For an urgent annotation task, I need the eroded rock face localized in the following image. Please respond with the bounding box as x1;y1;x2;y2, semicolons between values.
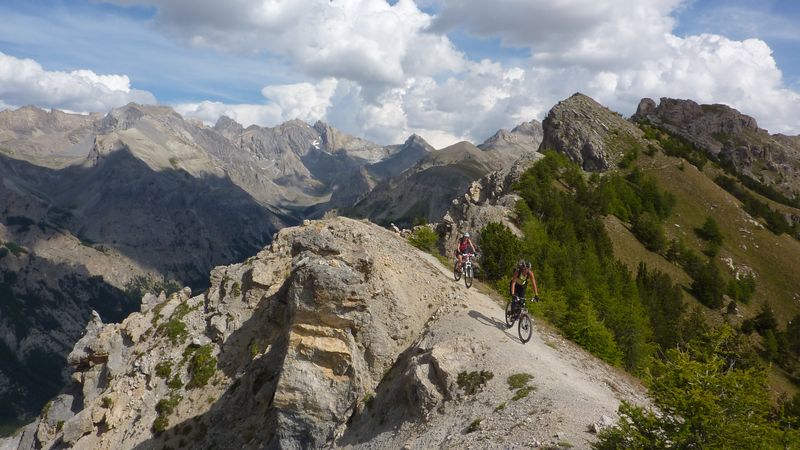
15;218;456;450
440;158;541;252
632;97;800;197
540;93;645;171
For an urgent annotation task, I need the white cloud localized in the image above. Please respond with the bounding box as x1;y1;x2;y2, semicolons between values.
175;78;338;128
103;0;465;92
0;52;155;113
64;0;800;144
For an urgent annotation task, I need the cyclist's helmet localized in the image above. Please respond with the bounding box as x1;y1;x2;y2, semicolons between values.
462;232;470;238
517;259;531;269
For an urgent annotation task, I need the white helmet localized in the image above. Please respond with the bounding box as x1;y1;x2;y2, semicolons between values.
462;232;470;238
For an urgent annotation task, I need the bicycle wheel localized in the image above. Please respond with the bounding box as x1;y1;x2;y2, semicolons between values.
518;313;533;343
453;260;461;281
464;265;473;288
505;300;516;327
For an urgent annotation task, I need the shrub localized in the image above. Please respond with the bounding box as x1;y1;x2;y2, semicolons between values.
479;222;521;280
466;418;481;433
187;344;217;389
695;217;723;245
727;275;755;304
507;373;534;390
408;226;438;253
631;213;667;252
595;326;792;449
153;394;182;433
691;260;726;309
564;302;623;366
155;361;172;379
457;370;494;395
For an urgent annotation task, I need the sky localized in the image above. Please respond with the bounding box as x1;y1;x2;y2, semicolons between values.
1;0;799;148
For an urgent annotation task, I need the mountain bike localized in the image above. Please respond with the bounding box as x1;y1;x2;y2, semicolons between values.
505;295;534;343
453;252;476;288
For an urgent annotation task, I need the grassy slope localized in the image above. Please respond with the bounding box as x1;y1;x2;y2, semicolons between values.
601;149;800;396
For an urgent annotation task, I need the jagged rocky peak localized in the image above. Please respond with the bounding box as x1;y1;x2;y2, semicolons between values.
539;92;643;171
313;119;386;161
632;96;800;196
212;115;245;140
14;217;461;449
481;119;544;150
100;103;185;132
632;97;760;140
400;133;434;152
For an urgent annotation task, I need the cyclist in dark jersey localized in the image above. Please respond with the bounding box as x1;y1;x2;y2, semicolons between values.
454;232;477;273
510;260;539;300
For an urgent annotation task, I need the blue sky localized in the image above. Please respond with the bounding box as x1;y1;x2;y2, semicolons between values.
1;0;799;146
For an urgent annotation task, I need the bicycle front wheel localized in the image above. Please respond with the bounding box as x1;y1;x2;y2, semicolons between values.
518;313;533;343
464;266;473;288
505;300;516;328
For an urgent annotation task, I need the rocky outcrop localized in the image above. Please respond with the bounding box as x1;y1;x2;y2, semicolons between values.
632;97;800;197
13;218;458;449
540;93;645;171
440;157;542;252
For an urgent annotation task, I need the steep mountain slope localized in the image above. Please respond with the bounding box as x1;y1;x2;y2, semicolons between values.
351;121;543;227
0;107;100;169
3;218;646;450
539;93;643;171
633;97;800;199
350;141;499;226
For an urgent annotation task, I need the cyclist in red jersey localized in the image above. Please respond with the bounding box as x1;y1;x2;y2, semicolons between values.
454;232;477;273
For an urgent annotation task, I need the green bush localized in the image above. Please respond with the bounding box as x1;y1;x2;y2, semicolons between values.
595;326;794;449
457;370;494;395
695;217;723;245
631;213;667;252
691;260;726;309
727;275;755;304
187;344;217;389
479;222;521;281
408;226;438;253
564;301;623;366
153;394;182;433
155;361;172;379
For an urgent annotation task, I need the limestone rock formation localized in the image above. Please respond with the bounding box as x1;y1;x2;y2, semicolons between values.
632;97;800;197
12;218;457;449
540;93;644;171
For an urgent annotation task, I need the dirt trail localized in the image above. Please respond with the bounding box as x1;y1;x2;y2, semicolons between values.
344;252;649;449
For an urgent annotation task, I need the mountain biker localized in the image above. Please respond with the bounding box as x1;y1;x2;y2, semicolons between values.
510;260;539;303
454;232;477;272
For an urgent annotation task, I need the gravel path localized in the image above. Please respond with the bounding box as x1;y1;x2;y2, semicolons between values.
340;251;649;449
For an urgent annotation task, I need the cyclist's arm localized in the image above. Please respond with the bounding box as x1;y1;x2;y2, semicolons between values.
509;271;517;296
469;239;477;253
529;269;539;296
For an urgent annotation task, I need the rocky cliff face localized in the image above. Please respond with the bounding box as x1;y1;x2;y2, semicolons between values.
8;218;461;449
632;97;800;197
440;156;543;252
540;93;644;171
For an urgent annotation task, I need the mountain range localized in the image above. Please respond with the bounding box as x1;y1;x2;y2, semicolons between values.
1;92;800;448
